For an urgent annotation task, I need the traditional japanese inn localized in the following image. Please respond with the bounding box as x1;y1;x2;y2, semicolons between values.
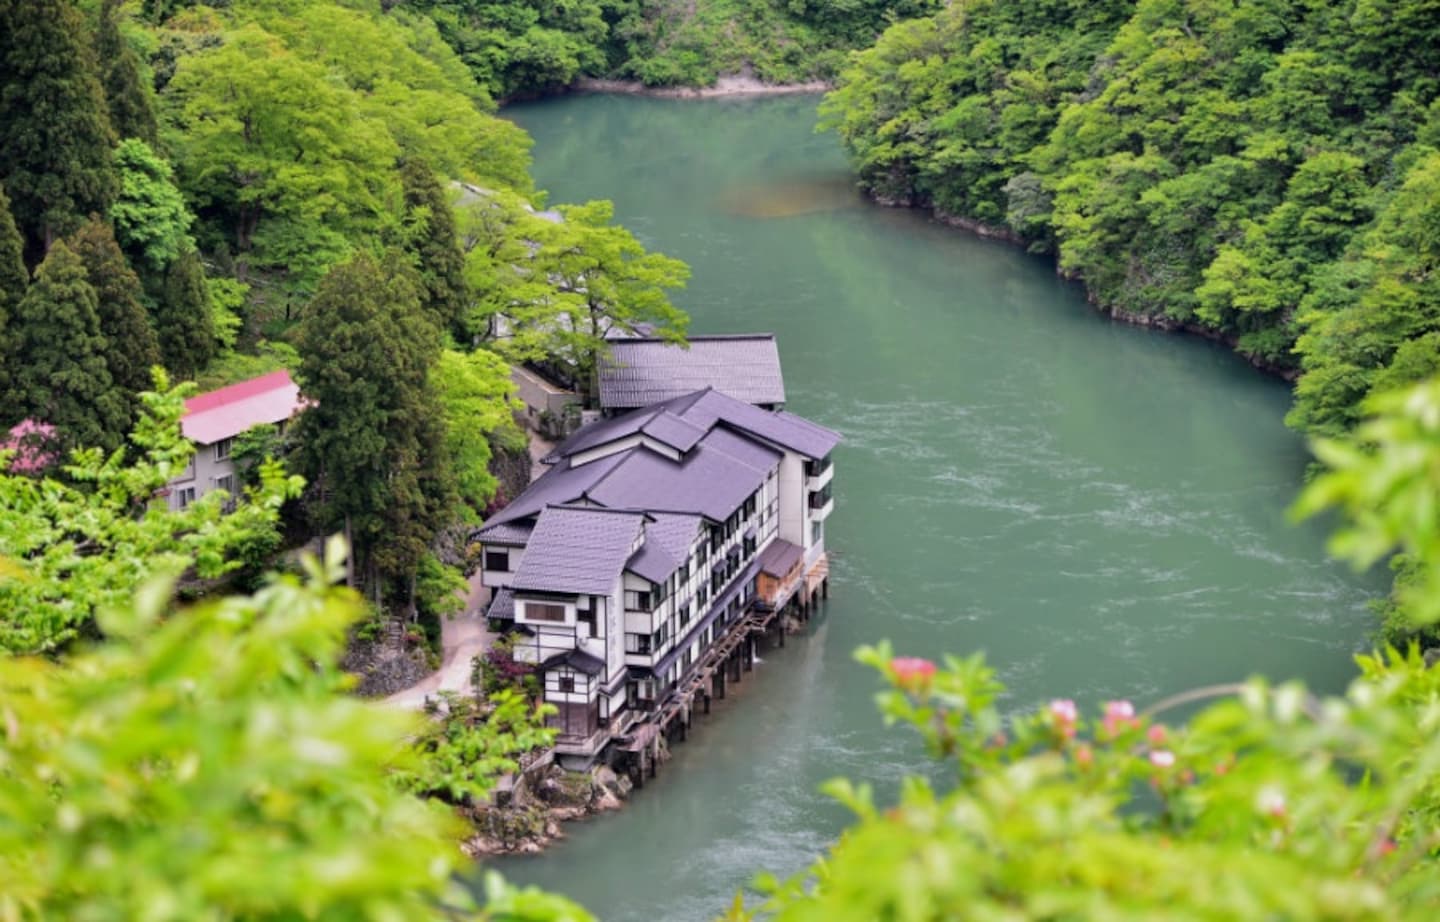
476;338;838;773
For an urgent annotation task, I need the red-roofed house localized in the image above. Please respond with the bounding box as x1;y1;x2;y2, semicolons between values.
167;370;304;510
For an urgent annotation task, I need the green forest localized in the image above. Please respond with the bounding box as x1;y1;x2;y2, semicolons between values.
820;0;1440;643
6;0;1440;918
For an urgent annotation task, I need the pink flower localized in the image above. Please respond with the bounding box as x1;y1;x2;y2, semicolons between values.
1257;787;1287;819
891;657;937;691
1379;838;1398;856
1149;750;1175;768
1049;699;1078;738
1147;724;1168;745
1074;744;1094;767
1102;700;1137;736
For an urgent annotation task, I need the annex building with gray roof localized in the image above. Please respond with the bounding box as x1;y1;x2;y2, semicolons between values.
474;374;838;766
597;334;787;414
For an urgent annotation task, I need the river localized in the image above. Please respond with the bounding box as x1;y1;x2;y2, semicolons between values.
493;93;1385;920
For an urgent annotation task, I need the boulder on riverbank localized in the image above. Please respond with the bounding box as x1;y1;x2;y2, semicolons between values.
462;762;634;857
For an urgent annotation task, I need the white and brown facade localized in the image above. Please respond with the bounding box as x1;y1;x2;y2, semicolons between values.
476;384;838;765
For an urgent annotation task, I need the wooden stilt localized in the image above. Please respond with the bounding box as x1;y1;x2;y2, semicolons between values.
822;577;829;600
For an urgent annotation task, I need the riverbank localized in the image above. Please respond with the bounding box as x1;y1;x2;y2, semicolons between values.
870;192;1298;382
570;75;832;98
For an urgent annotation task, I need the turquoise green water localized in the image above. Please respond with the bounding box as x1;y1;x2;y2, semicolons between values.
494;94;1385;920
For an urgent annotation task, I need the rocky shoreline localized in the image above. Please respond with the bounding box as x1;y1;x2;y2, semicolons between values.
461;758;656;856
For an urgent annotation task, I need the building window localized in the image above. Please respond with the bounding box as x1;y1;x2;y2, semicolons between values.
214;437;233;461
484;549;510;572
524;602;566;623
625;590;653;611
578;608;597;639
558;675;576;694
626;632;652;655
175;486;196;509
812;521;824;545
677;603;691;629
214;474;235;494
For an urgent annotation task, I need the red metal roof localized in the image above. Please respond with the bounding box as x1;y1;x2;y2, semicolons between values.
181;370;302;445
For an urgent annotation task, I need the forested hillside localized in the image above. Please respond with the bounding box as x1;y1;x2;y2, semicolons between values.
820;0;1440;638
400;0;942;94
0;0;688;653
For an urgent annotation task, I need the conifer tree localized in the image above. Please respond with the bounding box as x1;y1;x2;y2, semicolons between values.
67;219;162;423
295;251;453;601
400;158;468;341
95;0;159;146
6;241;128;453
0;182;25;409
0;0;118;260
155;249;216;381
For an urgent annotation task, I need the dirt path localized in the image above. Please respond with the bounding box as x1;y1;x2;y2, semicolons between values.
385;573;495;709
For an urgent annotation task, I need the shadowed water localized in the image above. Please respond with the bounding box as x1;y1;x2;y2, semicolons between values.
492;94;1386;920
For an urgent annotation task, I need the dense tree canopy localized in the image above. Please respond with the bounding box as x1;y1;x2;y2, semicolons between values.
5;241;128;454
294;251;454;602
66;218;163;427
0;0;119;258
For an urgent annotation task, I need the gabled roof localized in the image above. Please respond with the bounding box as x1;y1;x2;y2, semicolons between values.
512;506;646;595
181;370;302;445
627;513;702;583
599;334;786;410
474;521;534;546
550;387;839;463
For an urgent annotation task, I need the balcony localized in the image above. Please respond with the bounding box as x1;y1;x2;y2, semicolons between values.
554;727;609;757
808;482;834;519
805;456;834;492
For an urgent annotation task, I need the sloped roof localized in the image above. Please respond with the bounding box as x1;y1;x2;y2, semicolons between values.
182;370;302;445
551;387;839;463
586;438;778;521
512;506;646;595
758;539;803;578
599;335;786;410
475;521;534;546
627;513;702;583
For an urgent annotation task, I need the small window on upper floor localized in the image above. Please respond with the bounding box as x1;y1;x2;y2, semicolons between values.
558;675;576;694
175;486;196;510
484;549;510;572
214;437;234;462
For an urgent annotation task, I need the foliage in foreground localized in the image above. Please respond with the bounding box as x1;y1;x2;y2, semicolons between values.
0;376;301;656
0;540;590;921
729;375;1440;919
733;643;1440;920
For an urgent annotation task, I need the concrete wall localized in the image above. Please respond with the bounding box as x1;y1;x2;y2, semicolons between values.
167;438;239;511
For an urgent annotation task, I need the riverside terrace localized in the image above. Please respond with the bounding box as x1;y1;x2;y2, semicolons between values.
475;386;838;773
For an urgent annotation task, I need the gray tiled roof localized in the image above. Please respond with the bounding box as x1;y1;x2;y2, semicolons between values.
551;387;839;463
512;506;646;595
484;452;628;527
641;412;707;453
486;587;515;619
627;513;702;583
474;521;533;545
757;539;803;578
600;335;786;410
543;648;606;675
587;438;777;521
